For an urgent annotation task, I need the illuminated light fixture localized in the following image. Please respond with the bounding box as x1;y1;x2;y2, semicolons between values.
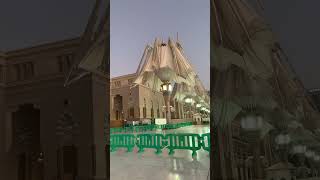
196;104;202;108
275;134;291;145
201;107;206;111
240;114;264;131
160;82;172;92
185;98;193;104
292;145;307;154
305;150;315;158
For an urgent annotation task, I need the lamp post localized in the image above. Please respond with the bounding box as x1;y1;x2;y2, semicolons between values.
185;97;194;120
160;81;173;124
313;154;320;177
292;145;308;178
305;150;319;177
240;113;264;180
275;133;291;162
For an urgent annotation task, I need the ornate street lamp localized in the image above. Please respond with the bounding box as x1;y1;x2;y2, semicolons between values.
184;97;194;120
240;113;264;180
160;81;173;124
184;97;193;104
275;133;291;162
306;151;320;177
292;145;309;178
293;145;307;154
313;154;320;177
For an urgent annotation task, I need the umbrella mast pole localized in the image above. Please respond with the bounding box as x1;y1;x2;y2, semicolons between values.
163;91;171;124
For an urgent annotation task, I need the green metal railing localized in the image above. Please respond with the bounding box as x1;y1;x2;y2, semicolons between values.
110;132;211;157
110;134;136;152
110;122;193;134
166;133;202;157
136;134;166;154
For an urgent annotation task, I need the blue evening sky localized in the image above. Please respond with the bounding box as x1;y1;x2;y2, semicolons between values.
110;0;210;89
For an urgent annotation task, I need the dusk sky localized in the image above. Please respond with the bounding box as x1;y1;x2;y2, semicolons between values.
110;0;210;89
0;0;319;89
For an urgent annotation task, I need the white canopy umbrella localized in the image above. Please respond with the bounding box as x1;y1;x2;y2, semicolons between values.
133;37;207;101
212;0;276;80
64;0;109;86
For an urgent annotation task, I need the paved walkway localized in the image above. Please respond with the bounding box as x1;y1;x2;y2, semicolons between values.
110;125;210;180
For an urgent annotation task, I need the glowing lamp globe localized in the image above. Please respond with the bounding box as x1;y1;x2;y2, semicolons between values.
305;150;315;158
240;114;264;131
292;145;306;154
275;134;291;145
160;82;172;92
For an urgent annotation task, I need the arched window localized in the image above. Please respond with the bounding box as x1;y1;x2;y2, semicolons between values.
143;98;147;118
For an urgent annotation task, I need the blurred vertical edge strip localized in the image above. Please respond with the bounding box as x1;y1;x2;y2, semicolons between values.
106;0;110;179
209;0;214;179
106;0;111;179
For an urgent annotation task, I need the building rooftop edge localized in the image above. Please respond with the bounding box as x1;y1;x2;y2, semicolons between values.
111;73;137;80
5;37;81;56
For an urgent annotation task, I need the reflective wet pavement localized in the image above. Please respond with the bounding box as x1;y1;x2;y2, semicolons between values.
110;125;210;180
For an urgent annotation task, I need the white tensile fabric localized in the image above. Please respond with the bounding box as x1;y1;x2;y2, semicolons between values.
78;25;108;76
64;0;109;86
212;0;275;80
133;37;209;106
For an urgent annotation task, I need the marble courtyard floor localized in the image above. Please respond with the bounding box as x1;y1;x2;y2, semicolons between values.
110;125;210;180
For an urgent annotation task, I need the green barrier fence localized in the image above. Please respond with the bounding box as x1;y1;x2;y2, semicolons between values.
110;134;136;152
201;133;210;153
166;133;202;157
110;122;193;134
110;132;211;157
136;134;166;154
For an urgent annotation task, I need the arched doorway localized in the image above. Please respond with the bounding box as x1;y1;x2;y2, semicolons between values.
13;104;43;180
113;95;123;120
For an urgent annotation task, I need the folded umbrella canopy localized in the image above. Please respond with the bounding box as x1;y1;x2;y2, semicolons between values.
133;37;207;104
132;45;163;91
212;0;275;80
64;0;109;87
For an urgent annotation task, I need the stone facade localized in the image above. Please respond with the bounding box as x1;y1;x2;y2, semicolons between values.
0;38;108;180
110;73;198;126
